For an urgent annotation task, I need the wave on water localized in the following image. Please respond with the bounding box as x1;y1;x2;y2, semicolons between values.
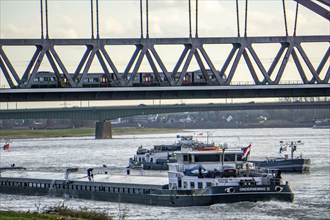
209;200;319;220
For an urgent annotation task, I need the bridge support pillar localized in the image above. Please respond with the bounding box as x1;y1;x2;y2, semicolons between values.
95;121;112;139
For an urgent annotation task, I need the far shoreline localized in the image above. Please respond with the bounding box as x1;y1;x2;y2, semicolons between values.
0;125;316;140
0;127;185;139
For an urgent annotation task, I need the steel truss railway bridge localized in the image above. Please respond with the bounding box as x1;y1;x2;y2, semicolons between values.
0;0;329;138
0;0;329;101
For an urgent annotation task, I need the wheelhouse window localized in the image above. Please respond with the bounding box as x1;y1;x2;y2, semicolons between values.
195;154;220;162
190;182;195;189
224;154;236;162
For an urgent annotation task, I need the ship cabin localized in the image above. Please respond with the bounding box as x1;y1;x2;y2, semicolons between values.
168;150;249;190
176;149;245;170
133;144;181;164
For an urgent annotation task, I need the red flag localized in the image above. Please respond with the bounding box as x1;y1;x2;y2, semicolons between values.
241;144;251;161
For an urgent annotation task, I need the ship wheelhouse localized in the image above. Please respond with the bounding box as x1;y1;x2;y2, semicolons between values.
168;150;247;190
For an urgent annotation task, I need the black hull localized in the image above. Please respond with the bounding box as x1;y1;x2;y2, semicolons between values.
0;178;293;206
252;158;311;172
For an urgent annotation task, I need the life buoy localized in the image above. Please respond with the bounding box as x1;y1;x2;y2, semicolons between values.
275;186;283;192
225;187;235;193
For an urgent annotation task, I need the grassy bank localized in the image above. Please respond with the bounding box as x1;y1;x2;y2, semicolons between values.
0;210;82;220
0;127;183;139
0;203;117;220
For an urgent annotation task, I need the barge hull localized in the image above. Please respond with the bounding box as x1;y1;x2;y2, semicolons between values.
253;158;311;172
0;180;293;206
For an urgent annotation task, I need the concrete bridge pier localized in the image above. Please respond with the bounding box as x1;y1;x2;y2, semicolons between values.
95;121;112;139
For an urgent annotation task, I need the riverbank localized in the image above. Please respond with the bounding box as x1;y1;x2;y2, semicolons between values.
0;127;184;139
0;203;117;220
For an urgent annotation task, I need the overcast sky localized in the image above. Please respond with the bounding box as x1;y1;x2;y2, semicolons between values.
0;0;329;108
1;0;329;38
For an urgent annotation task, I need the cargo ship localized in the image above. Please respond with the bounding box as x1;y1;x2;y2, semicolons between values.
252;141;310;172
0;149;293;206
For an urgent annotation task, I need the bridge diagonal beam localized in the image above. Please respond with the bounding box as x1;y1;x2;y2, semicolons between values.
127;46;147;86
171;45;190;78
0;57;15;88
242;49;261;84
74;46;92;79
274;43;294;84
123;45;142;80
49;47;75;87
149;46;174;86
267;44;287;79
324;66;330;83
100;47;124;86
294;0;330;21
194;49;212;85
145;49;163;84
219;44;239;84
225;44;244;84
291;49;309;83
25;47;46;87
246;44;273;84
77;47;97;87
0;47;21;86
316;47;330;77
296;43;322;83
176;44;195;85
95;50;113;84
21;46;42;84
198;45;225;84
45;50;62;81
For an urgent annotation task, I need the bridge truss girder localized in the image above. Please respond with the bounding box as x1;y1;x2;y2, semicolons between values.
1;102;329;121
0;35;329;89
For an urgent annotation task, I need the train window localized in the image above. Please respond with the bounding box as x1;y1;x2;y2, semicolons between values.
92;78;100;82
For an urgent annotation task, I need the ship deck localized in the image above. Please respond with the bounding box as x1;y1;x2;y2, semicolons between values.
0;170;169;187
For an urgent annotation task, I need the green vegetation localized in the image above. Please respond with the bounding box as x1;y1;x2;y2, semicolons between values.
0;128;95;139
0;127;183;139
0;203;126;220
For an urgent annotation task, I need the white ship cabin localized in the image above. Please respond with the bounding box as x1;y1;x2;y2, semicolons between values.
168;150;259;190
133;145;180;164
176;149;245;170
177;136;194;146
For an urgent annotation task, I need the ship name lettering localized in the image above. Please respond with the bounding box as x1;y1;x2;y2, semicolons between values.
239;187;268;192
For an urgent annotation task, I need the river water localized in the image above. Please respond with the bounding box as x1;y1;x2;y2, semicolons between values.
0;128;329;220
